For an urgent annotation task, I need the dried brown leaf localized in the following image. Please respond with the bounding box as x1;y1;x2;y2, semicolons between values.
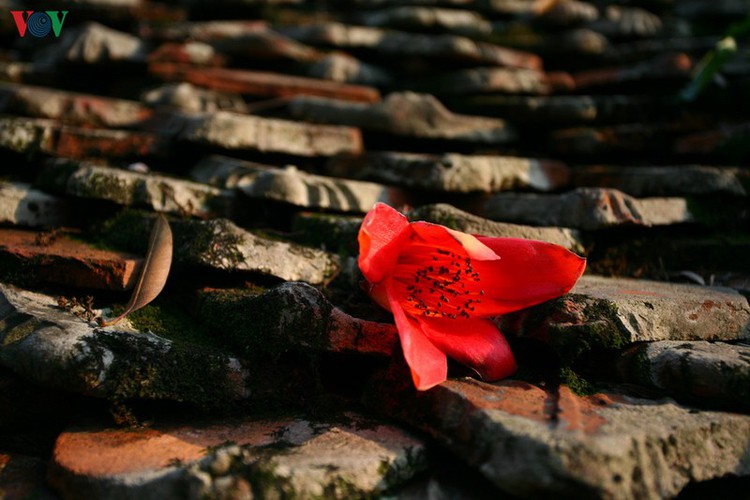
100;214;173;327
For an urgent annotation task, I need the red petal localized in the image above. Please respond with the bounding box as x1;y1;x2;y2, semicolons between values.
386;280;447;390
420;317;516;381
470;237;586;316
358;203;411;283
411;222;499;261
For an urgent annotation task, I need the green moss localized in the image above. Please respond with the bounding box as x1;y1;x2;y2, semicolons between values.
544;296;627;367
174;219;245;270
560;367;597;396
111;302;219;349
80;170;135;205
82;328;239;410
291;213;361;257
93;209;154;254
198;285;331;360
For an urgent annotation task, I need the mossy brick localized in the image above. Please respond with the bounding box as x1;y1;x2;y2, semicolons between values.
499;275;750;366
0;284;248;407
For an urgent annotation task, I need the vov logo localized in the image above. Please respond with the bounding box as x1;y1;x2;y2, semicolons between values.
10;10;69;38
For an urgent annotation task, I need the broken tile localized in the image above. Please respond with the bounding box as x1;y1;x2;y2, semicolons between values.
191;155;396;213
585;5;663;38
198;282;398;358
534;0;599;27
572;52;692;90
674;122;750;162
451;94;679;125
0;453;57;500
288;92;516;144
171;218;339;284
35;22;148;65
0;82;151;127
0;284;248;405
326;151;568;193
499;275;750;365
50;414;425;499
571;164;748;197
173;110;364;157
0;117;170;161
147;42;225;66
0;228;141;290
359;6;493;37
483;188;693;230
149;63;381;103
38;161;229;218
278;23;543;70
616;340;750;411
141;83;248;113
366;376;750;498
0;182;72;228
407;203;584;253
413;67;554;96
306;53;395;87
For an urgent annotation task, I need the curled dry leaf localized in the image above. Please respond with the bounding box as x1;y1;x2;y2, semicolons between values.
99;214;173;327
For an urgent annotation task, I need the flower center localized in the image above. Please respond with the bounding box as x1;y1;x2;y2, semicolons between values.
393;245;484;319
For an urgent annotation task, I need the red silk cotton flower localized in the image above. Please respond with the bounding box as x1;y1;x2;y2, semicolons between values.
358;203;586;391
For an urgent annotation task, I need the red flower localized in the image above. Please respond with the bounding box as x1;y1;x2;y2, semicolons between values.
358;203;586;391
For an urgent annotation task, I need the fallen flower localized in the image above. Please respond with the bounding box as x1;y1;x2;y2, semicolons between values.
358;203;586;390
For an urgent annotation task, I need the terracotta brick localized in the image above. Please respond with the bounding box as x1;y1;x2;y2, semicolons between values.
0;228;141;290
149;63;381;103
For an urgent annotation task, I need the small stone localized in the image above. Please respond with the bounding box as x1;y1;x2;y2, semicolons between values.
37;161;229;218
0;284;248;404
149;63;381;103
289;92;516;144
0;228;141;290
366;376;750;498
616;340;750;411
407;204;584;253
571;164;748;197
0;182;71;228
278;23;542;70
174;110;364;157
50;414;426;500
483;187;693;230
549;122;696;157
191;155;396;213
499;275;750;364
141;83;248;113
291;212;363;256
326;151;568;193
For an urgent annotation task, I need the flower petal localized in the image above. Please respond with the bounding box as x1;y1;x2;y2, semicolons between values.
420;317;516;381
358;203;412;283
386;280;447;390
411;222;499;261
469;237;586;316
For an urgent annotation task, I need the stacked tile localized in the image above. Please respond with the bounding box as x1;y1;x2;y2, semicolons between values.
0;0;749;497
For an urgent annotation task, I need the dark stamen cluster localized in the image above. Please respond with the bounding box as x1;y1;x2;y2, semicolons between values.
400;248;483;319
